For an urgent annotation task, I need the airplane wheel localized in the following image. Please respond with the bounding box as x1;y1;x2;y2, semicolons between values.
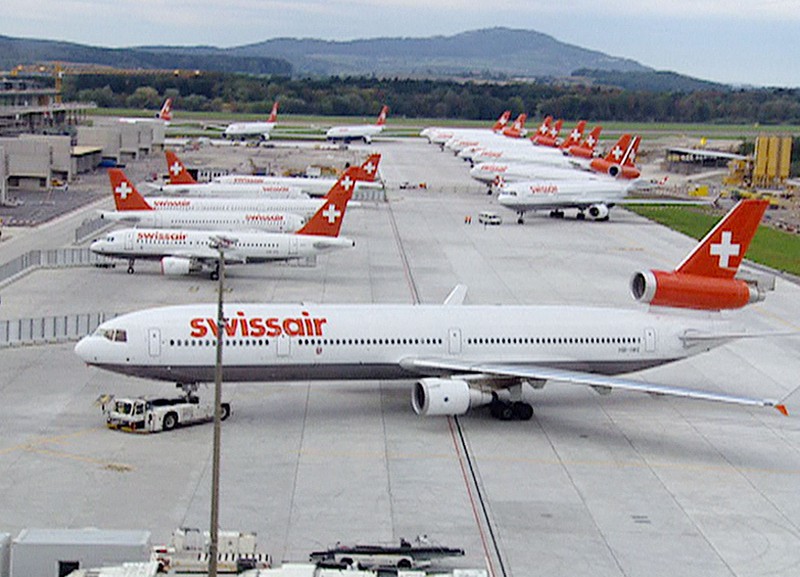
490;400;514;421
513;402;534;421
221;403;231;421
577;212;586;221
517;216;524;225
127;266;134;274
210;271;219;281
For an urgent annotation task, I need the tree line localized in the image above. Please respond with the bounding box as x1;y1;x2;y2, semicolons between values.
63;73;800;124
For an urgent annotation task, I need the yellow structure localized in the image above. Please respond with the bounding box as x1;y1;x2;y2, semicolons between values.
753;135;792;188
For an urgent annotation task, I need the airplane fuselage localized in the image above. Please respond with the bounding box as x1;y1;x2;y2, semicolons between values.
75;303;724;385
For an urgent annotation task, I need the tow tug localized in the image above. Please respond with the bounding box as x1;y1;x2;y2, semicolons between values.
309;536;465;570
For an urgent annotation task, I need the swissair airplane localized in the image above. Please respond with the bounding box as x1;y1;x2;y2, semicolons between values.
222;101;279;140
207;153;383;197
326;105;389;144
76;200;790;420
119;98;172;125
100;170;305;233
104;169;335;221
420;111;512;145
466;125;601;166
444;113;528;153
90;168;359;278
156;151;307;197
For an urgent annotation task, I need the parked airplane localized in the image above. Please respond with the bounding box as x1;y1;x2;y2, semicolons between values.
104;168;356;224
530;118;563;146
444;113;529;153
495;176;705;224
207;153;383;197
76;200;788;420
118;98;172;125
466;125;601;166
156;151;307;197
326;105;389;143
90;168;359;277
420;111;512;144
100;170;304;232
470;134;640;184
222;101;279;140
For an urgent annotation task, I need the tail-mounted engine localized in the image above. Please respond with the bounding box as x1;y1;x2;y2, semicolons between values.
630;270;767;310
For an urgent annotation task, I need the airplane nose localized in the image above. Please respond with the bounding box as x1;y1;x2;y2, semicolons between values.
74;335;94;362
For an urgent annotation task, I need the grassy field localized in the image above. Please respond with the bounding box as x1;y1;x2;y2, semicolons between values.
627;205;800;276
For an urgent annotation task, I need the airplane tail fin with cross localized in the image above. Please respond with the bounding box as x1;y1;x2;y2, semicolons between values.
630;199;770;310
108;169;153;211
165;150;198;185
297;167;359;237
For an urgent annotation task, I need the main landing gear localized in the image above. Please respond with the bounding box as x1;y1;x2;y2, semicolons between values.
516;212;525;225
489;399;534;421
549;210;565;219
127;259;135;274
210;262;220;281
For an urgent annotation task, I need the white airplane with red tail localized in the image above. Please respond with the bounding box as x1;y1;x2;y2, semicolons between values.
326;105;389;144
76;200;790;420
119;98;172;125
421;111;512;145
222;101;279;140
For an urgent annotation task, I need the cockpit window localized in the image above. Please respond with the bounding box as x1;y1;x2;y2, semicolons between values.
96;328;127;342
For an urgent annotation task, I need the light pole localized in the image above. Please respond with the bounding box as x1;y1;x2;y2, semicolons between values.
208;235;234;577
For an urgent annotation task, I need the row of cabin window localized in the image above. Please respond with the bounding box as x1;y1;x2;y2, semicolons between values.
466;336;641;345
171;337;446;348
141;239;280;248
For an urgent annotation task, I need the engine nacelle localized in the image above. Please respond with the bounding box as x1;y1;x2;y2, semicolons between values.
589;159;641;179
587;203;609;220
630;270;765;310
411;378;493;417
160;256;197;276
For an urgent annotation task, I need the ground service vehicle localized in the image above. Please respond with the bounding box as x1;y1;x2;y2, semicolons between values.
100;395;230;432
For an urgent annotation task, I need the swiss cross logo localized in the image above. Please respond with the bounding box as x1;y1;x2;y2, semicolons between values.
340;175;354;190
710;231;740;268
585;135;596;147
549;127;558;137
363;162;375;174
322;203;341;224
170;161;182;176
538;123;548;135
611;146;624;160
569;129;581;142
115;182;132;199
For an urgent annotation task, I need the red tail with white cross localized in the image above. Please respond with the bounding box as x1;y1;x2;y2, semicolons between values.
354;154;381;182
630;200;769;311
297;167;359;237
165;150;197;185
108;169;153;211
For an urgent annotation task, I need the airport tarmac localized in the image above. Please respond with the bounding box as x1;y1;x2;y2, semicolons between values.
1;138;800;577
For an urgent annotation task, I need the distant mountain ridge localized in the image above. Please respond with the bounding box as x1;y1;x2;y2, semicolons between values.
1;28;728;91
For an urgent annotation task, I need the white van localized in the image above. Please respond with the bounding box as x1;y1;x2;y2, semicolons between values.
478;211;503;225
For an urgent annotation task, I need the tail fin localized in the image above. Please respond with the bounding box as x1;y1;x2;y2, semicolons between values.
491;111;512;132
298;167;358;237
535;116;552;136
676;199;768;279
159;98;173;122
376;105;389;126
589;134;641;179
561;120;586;148
567;125;601;158
502;113;527;138
548;119;563;139
354;153;381;181
165;150;197;185
630;200;770;311
267;101;279;123
108;169;153;211
532;117;564;147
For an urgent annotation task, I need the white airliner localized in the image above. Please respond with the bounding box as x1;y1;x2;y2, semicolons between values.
206;153;383;197
90;168;359;278
468;124;601;166
100;170;304;232
444;114;528;153
420;111;512;145
104;169;335;221
155;151;307;197
76;200;789;420
222;101;279;140
326;105;389;143
118;98;172;125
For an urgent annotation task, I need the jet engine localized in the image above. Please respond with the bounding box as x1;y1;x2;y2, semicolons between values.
411;378;493;417
587;204;610;220
160;256;198;276
630;270;765;311
589;159;641;179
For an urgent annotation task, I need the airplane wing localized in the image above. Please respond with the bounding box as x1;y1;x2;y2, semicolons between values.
401;357;787;413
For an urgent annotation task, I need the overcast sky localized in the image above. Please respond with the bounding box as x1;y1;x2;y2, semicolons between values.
2;0;799;87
